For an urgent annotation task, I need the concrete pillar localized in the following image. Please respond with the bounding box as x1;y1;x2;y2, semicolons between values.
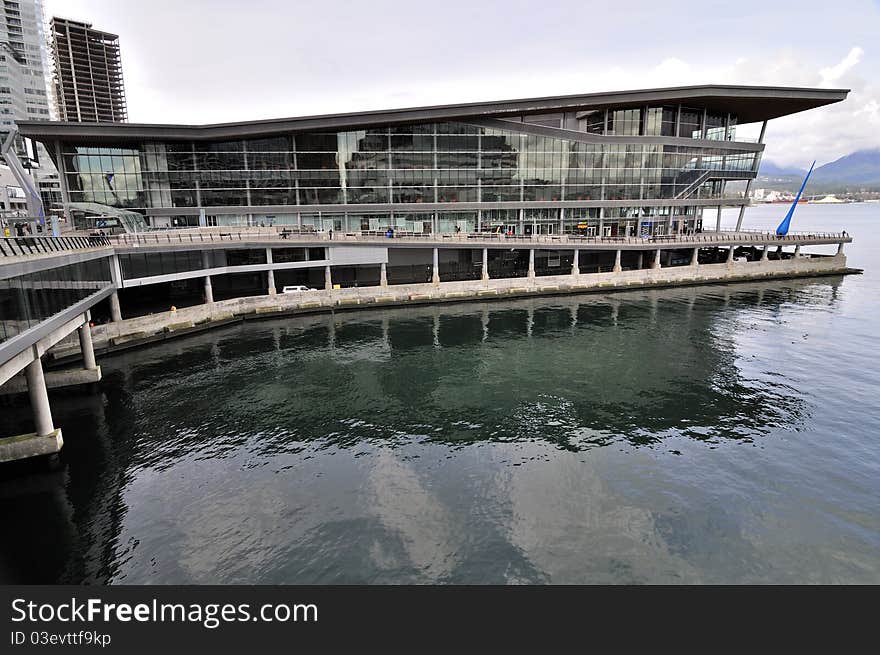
25;358;54;437
794;244;801;258
325;265;333;290
637;252;644;270
715;206;722;232
380;261;388;287
266;248;276;294
571;249;579;276
691;247;700;266
613;249;622;272
837;242;845;255
727;246;735;264
651;249;661;269
482;247;489;283
432;247;440;285
109;291;122;322
78;322;97;370
528;248;535;279
204;276;214;303
761;244;769;261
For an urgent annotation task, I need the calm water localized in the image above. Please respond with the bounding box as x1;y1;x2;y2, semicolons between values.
1;204;878;584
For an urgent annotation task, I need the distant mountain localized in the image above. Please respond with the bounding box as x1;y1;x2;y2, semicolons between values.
757;149;880;191
812;148;880;185
759;161;807;177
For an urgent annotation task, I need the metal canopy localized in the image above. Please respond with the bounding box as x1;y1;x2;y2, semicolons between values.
66;202;148;233
18;85;848;144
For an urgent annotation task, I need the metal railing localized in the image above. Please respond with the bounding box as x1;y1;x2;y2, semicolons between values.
108;229;851;250
0;235;112;258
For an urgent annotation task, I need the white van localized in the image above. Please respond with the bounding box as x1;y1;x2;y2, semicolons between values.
282;285;316;293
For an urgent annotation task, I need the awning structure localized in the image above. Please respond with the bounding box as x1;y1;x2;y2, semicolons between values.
66;202;148;233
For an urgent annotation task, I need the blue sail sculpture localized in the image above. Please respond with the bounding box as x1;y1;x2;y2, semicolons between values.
776;161;816;236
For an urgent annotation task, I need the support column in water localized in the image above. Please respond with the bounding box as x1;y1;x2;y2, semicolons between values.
78;319;97;370
25;358;55;437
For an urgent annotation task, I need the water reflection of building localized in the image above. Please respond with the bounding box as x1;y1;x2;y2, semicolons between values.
18;85;846;235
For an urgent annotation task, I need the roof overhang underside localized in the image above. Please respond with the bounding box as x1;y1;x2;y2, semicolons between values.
18;84;848;144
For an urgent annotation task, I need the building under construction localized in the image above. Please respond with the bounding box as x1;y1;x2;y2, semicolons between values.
49;17;127;123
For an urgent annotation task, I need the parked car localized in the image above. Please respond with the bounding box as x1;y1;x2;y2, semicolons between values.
282;285;316;293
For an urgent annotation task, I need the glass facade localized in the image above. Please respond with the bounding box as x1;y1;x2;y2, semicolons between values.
0;257;112;343
56;102;758;234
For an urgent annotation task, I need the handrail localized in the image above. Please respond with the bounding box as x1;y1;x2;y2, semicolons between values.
108;229;852;249
0;235;112;258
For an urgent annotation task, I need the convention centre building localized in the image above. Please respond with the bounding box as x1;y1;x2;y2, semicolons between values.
18;85;847;237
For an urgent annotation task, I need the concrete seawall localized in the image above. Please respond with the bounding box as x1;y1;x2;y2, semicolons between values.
48;254;857;361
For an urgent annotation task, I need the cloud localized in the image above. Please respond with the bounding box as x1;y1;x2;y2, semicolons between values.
819;47;864;87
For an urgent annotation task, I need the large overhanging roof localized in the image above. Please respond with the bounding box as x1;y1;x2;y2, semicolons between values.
19;84;848;144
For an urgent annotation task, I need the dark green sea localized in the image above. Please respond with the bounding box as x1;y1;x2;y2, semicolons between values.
1;204;878;584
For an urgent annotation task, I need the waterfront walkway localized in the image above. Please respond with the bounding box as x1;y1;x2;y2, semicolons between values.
110;228;851;250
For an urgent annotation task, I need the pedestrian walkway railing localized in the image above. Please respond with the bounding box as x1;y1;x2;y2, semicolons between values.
0;235;112;258
110;229;851;249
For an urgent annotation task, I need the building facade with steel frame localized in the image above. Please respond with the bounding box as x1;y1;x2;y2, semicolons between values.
18;85;847;236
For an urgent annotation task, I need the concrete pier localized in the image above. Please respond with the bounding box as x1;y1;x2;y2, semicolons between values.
0;357;65;464
109;291;122;322
727;246;735;264
691;247;700;266
613;249;622;273
78;320;97;370
528;249;536;279
482;247;489;283
324;265;333;290
46;251;854;362
652;249;661;269
204;275;214;303
571;249;580;276
380;262;388;287
762;245;769;261
432;248;440;286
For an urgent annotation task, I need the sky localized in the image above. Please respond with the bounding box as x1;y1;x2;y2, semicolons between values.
42;0;880;167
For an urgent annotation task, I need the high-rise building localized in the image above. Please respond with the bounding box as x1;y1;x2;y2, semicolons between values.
49;17;126;123
0;0;51;133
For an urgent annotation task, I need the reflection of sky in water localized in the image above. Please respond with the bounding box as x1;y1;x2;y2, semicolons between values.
1;205;878;585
